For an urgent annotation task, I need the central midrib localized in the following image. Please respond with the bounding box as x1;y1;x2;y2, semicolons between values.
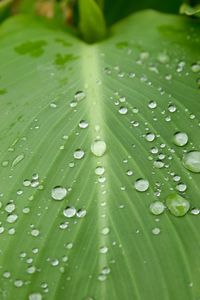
81;43;109;298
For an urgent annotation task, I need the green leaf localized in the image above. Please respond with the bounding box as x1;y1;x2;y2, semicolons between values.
103;0;183;25
78;0;107;43
180;3;200;17
0;9;200;300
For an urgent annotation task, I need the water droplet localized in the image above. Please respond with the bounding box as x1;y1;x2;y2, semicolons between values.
5;203;15;213
101;227;110;235
119;106;128;114
173;132;188;147
99;246;108;254
134;179;149;192
191;63;200;73
145;133;155;142
27;266;36;274
74;90;86;101
166;193;190;217
12;154;25;167
29;293;42;300
153;160;164;169
31;229;40;237
91;140;106;157
73;149;85;160
126;170;133;176
7;214;18;223
95;166;105;175
190;208;200;215
76;209;87;218
149;201;165;215
63;207;76;218
79;120;88;129
148;100;157;109
168;104;177;113
176;183;187;192
51;186;67;200
183;151;200;173
152;227;161;235
14;280;23;287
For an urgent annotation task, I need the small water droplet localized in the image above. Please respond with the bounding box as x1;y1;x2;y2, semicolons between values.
119;106;128;114
145;133;155;142
148;100;157;109
74;91;86;101
152;227;161;235
149;201;165;215
134;179;149;192
12;154;25;167
182;151;200;173
173;132;188;147
95;166;105;175
168;104;177;113
63;206;76;218
91;140;106;157
166;193;190;217
29;293;42;300
73;149;85;160
191;63;200;73
176;183;187;192
76;209;87;218
79;120;88;129
51;186;67;201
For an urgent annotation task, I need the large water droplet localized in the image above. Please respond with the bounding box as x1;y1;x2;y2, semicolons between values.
134;179;149;192
182;151;200;173
173;132;188;147
91;140;106;157
166;193;190;217
51;186;67;200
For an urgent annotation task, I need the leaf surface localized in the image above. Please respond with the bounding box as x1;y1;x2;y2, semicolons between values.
0;10;200;300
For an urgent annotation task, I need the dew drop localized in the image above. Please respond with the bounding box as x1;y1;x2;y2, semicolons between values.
63;206;76;218
182;151;200;173
145;133;155;142
166;193;190;217
152;227;161;235
79;120;88;129
134;179;149;192
29;293;42;300
51;186;67;201
191;63;200;73
95;166;105;175
12;154;25;167
176;183;187;192
76;209;87;218
168;104;177;113
7;214;18;223
73;149;85;160
91;140;106;157
74;90;86;101
148;100;157;109
149;201;165;215
173;132;188;147
119;106;128;114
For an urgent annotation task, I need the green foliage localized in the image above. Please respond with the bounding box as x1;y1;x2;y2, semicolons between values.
78;0;106;43
0;1;200;300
